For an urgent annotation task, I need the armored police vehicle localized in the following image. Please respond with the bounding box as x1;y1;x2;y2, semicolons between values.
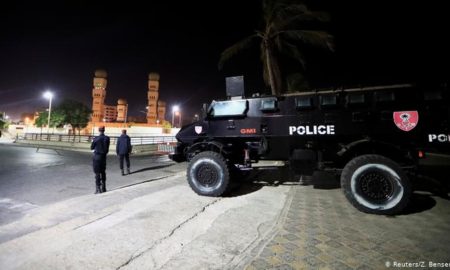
169;82;449;215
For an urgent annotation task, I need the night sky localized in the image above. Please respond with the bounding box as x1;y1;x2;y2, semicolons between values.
1;1;448;121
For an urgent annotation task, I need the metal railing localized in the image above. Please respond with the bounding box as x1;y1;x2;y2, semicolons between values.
20;133;177;145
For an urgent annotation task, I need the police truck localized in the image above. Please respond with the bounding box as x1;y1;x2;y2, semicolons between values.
169;82;449;215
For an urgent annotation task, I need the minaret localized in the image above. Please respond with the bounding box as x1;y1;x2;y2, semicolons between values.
92;69;107;122
117;99;128;122
147;72;159;124
157;100;166;124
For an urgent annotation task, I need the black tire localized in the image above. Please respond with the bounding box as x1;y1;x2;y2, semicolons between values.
341;154;412;215
187;151;231;196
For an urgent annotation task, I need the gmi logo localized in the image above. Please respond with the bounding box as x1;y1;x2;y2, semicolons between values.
240;128;257;134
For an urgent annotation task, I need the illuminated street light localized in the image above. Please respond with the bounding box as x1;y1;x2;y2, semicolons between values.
172;105;180;128
43;91;53;134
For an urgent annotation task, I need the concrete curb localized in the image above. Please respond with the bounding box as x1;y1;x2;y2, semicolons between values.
11;140;162;156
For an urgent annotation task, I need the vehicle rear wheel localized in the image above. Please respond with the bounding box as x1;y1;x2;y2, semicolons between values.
341;154;411;215
187;151;230;196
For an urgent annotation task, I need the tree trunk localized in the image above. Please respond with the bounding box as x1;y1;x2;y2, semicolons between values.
264;42;279;96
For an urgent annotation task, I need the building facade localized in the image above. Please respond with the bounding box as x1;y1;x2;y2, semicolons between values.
91;70;107;122
90;69;165;125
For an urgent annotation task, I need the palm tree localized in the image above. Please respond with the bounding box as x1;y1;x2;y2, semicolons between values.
219;0;334;95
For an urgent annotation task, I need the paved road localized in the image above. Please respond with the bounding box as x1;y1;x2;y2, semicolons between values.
0;146;293;270
0;144;180;225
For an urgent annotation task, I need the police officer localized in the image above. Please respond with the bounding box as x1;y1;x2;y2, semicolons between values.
116;129;132;175
91;126;110;194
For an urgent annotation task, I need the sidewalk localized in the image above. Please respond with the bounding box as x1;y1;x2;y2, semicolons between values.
0;138;15;144
0;134;15;144
0;173;292;270
244;185;450;270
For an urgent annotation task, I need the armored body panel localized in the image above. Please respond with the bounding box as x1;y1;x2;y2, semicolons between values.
170;84;450;215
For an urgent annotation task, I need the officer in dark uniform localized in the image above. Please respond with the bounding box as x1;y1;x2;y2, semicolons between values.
91;126;110;194
116;129;132;175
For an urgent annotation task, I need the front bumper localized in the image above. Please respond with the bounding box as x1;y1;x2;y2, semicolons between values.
168;143;186;162
169;152;185;162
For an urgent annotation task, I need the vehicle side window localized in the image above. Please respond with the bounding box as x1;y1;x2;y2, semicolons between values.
375;91;395;102
424;91;442;101
346;93;366;108
295;96;314;110
347;93;365;104
320;95;339;109
208;100;248;118
260;98;278;112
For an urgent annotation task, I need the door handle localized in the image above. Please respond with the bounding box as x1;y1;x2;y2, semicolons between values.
227;120;235;130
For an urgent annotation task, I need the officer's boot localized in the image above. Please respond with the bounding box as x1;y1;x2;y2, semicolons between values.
95;174;102;194
127;168;131;175
121;169;125;176
101;179;107;193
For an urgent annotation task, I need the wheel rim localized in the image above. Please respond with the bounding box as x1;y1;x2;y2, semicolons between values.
196;163;219;187
350;163;404;210
358;170;394;203
190;158;224;192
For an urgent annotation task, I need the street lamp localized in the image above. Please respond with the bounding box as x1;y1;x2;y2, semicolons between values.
43;91;53;134
172;105;179;128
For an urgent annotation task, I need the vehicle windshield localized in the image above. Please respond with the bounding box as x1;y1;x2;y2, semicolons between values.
207;100;248;117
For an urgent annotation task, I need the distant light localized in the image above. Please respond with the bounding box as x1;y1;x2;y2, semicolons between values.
172;105;179;113
43;91;53;100
418;150;424;158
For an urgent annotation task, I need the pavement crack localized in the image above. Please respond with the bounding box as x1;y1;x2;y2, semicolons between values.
230;187;295;269
72;212;116;231
116;198;222;270
111;175;174;191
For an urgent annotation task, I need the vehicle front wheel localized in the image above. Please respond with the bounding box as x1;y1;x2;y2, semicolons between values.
341;154;412;215
187;151;230;196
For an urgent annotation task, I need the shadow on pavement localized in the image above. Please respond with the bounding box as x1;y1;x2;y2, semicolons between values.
400;193;437;215
227;168;342;197
227;168;299;197
311;171;340;190
413;172;450;200
131;164;174;174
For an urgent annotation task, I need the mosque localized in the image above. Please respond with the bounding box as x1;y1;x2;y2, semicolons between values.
88;69;167;130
